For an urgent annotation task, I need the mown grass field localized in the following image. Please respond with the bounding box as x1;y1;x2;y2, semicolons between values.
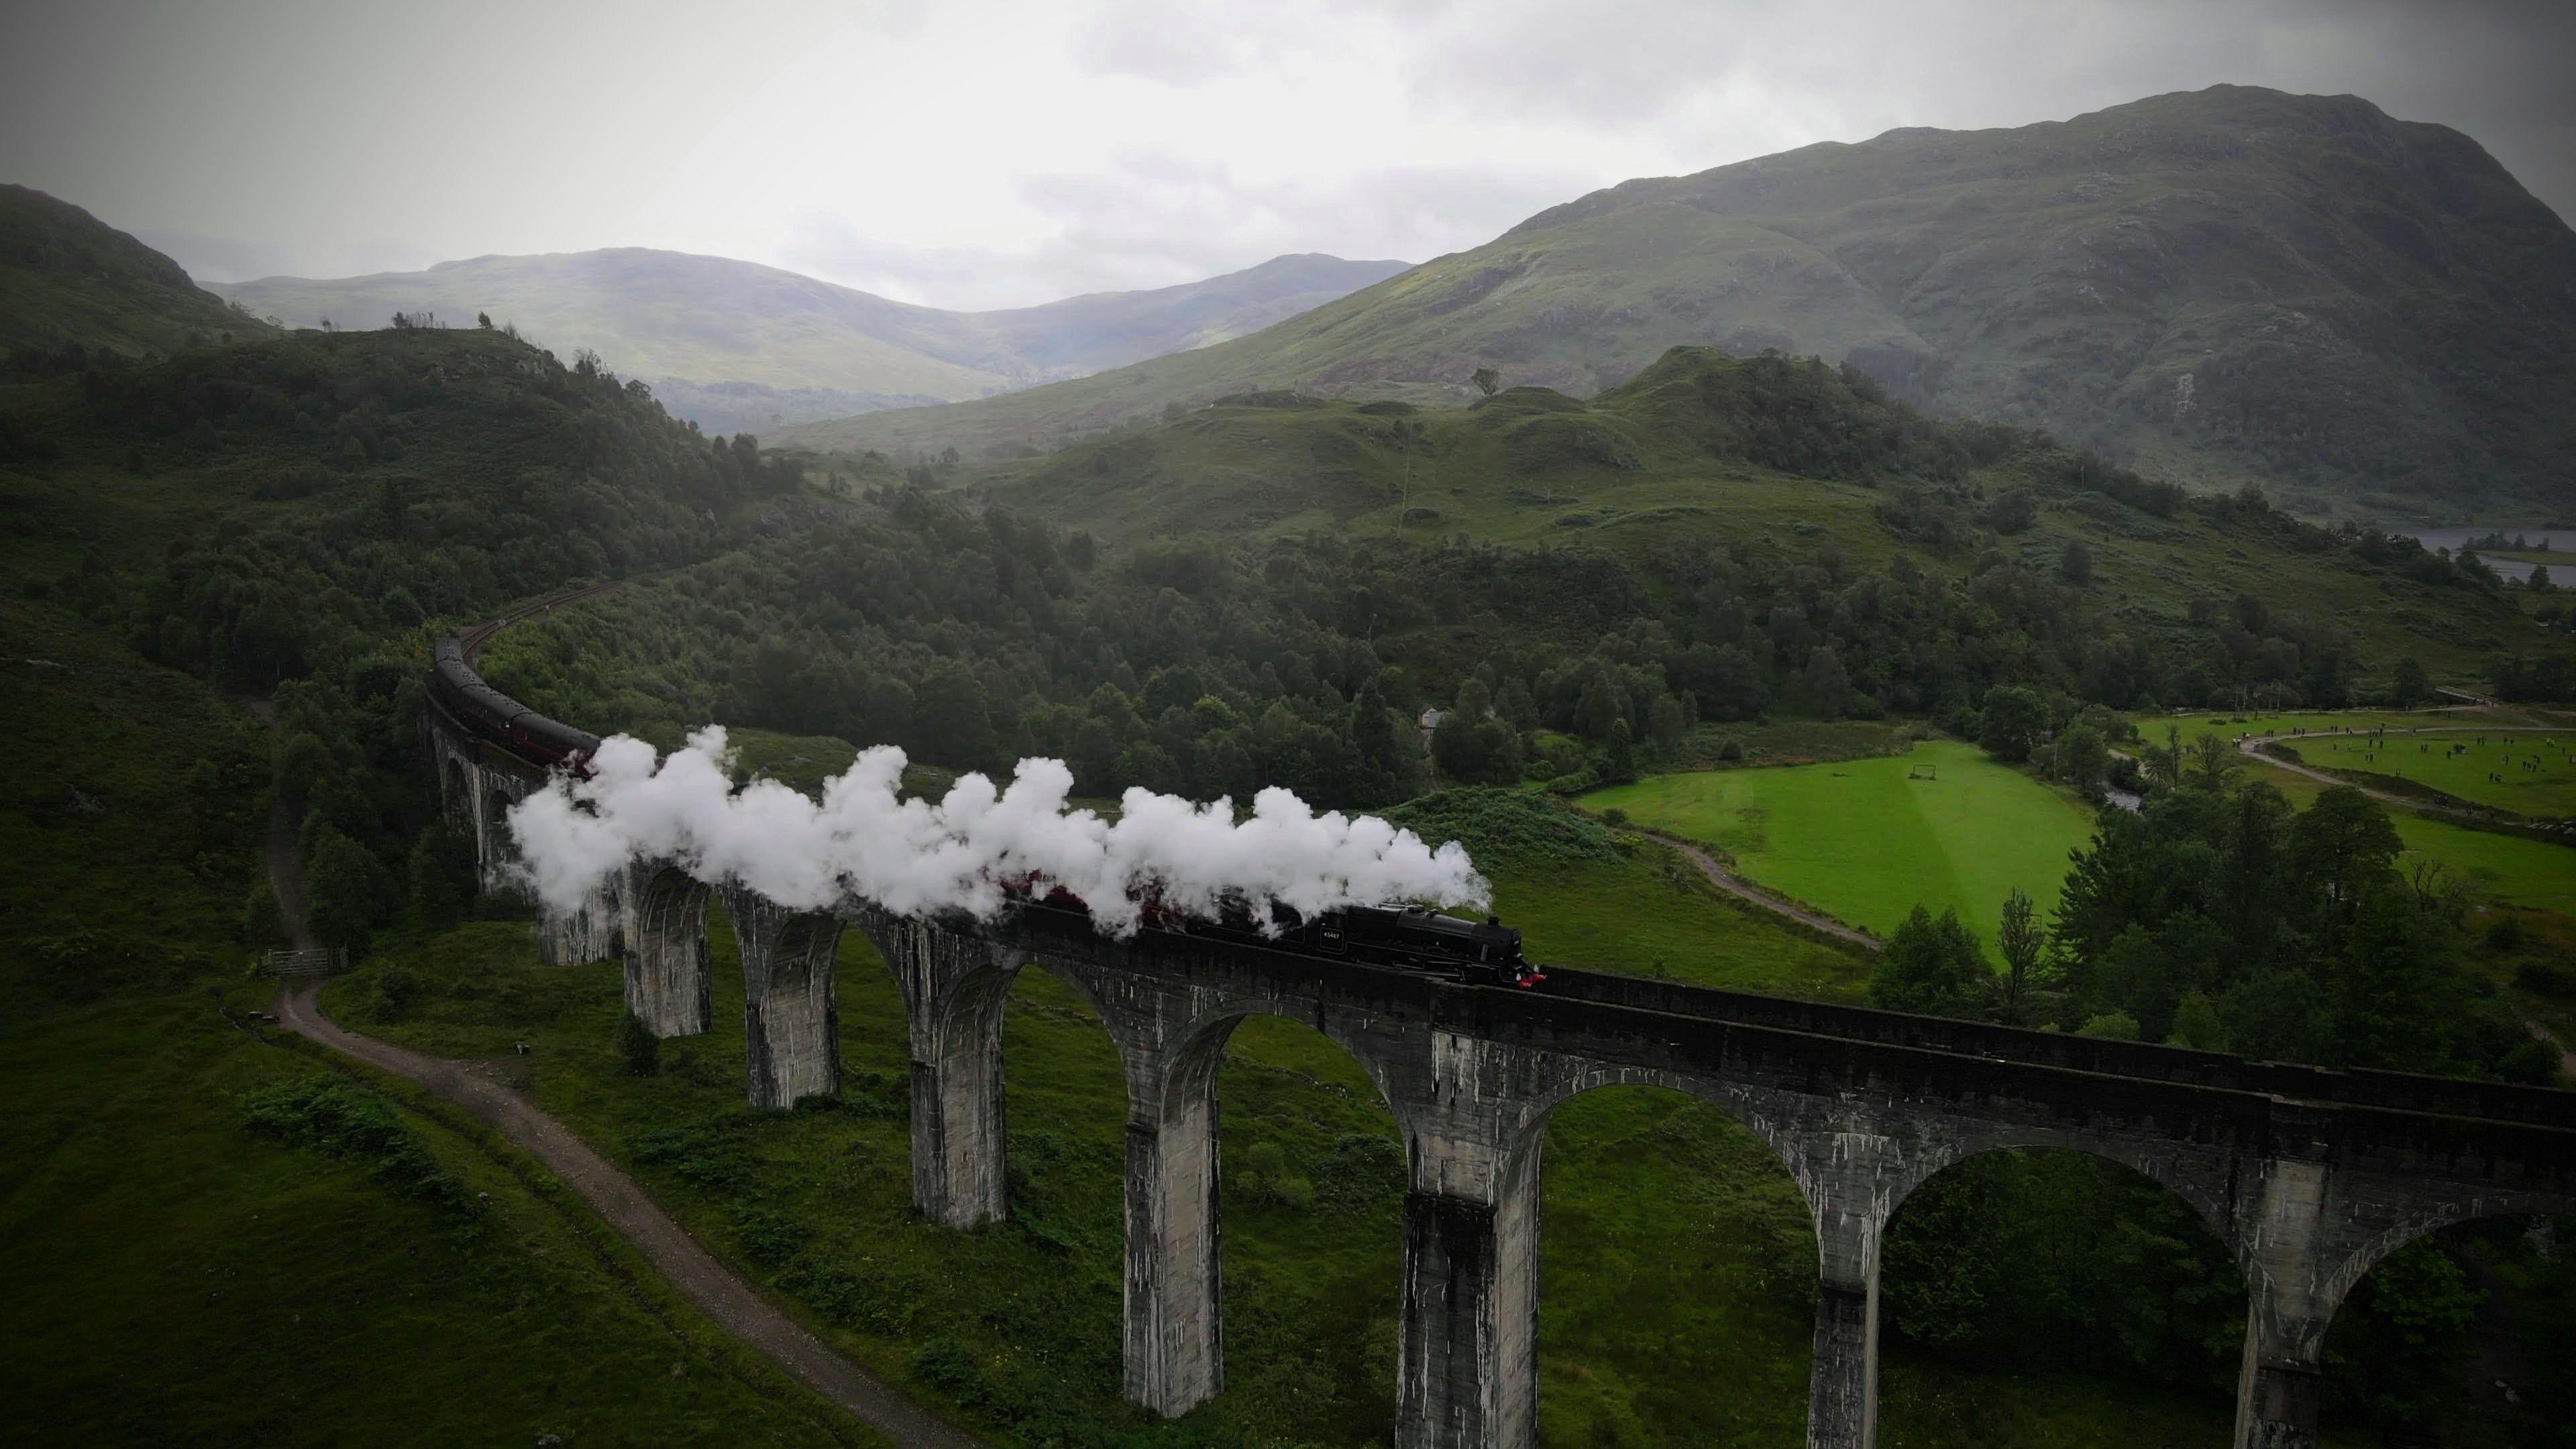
1578;741;2100;946
2132;708;2489;739
2273;730;2576;818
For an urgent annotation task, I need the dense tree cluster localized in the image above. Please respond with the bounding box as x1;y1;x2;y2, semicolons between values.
11;329;792;949
2053;773;2551;1078
1870;753;2551;1083
486;486;2381;827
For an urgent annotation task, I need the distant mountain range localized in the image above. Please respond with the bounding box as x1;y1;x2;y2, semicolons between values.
778;86;2576;520
212;250;1408;433
0;184;276;357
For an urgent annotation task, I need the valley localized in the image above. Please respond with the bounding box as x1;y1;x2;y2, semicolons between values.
4;40;2576;1449
213;249;1408;433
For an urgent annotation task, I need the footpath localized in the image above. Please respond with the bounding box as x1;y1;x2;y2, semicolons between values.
260;794;980;1449
1641;830;1882;950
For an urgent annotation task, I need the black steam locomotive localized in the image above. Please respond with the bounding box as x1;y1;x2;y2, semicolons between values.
1316;904;1546;989
1013;882;1544;989
430;637;601;773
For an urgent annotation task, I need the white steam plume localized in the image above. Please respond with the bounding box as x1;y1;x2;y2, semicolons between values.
506;727;1489;934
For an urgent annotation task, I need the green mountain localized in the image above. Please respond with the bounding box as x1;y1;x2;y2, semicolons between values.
0;185;277;357
959;346;2548;686
213;250;1407;433
780;87;2576;521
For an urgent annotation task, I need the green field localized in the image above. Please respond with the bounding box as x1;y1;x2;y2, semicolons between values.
2271;729;2576;818
2133;708;2485;739
2241;760;2576;917
1579;741;2100;947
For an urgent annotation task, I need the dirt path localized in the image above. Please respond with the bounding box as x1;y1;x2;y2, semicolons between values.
2232;723;2567;826
257;740;980;1449
272;984;981;1449
1642;831;1881;950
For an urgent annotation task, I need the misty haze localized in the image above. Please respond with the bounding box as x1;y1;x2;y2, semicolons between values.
3;4;2573;1449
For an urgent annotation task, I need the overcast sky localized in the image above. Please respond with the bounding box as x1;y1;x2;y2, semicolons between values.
4;0;2571;311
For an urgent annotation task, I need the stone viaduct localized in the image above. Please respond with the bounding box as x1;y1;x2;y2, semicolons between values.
426;632;2576;1449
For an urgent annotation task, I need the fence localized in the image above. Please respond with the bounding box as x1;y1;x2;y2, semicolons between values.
264;947;347;978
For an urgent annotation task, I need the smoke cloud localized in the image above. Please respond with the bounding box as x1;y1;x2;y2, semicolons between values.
506;727;1489;934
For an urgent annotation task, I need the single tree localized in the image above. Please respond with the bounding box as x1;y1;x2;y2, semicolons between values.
2056;722;2110;792
2166;989;2226;1051
476;311;494;329
1995;888;2043;1025
2145;722;2185;788
1976;684;2050;761
1601;718;1637;784
2530;564;2553;594
2187;731;2239;787
2391;656;2429;707
1470;366;1500;398
1872;904;1986;1015
2059;539;2092;584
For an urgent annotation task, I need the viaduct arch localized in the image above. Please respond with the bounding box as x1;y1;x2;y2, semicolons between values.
423;623;2576;1449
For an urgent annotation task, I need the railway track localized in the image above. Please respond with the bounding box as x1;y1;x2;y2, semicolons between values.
455;580;625;662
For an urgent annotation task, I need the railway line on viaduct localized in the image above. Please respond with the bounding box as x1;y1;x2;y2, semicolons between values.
415;590;2576;1449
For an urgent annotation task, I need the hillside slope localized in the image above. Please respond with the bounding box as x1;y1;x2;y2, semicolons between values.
215;250;1407;431
0;185;277;358
969;347;2555;686
782;87;2576;520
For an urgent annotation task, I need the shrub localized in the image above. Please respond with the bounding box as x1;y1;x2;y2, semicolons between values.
2078;1012;2143;1040
2483;914;2528;953
912;1336;987;1404
617;1010;661;1075
2514;959;2573;998
374;965;422;1021
237;1075;470;1214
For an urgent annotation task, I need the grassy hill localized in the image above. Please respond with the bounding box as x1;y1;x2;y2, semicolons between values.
214;249;1407;432
0;184;278;358
780;87;2576;522
0;591;863;1447
950;347;2552;686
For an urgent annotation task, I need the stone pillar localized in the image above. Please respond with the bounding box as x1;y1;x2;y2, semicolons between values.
476;781;526;899
2233;1157;2335;1449
885;919;1013;1228
624;865;710;1037
722;888;841;1110
1807;1275;1880;1448
537;869;622;966
1396;1146;1540;1449
1124;1071;1222;1415
1803;1129;1894;1449
2235;1335;2322;1449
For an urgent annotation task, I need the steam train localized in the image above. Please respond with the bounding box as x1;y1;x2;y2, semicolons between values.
431;637;600;774
1010;881;1545;989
